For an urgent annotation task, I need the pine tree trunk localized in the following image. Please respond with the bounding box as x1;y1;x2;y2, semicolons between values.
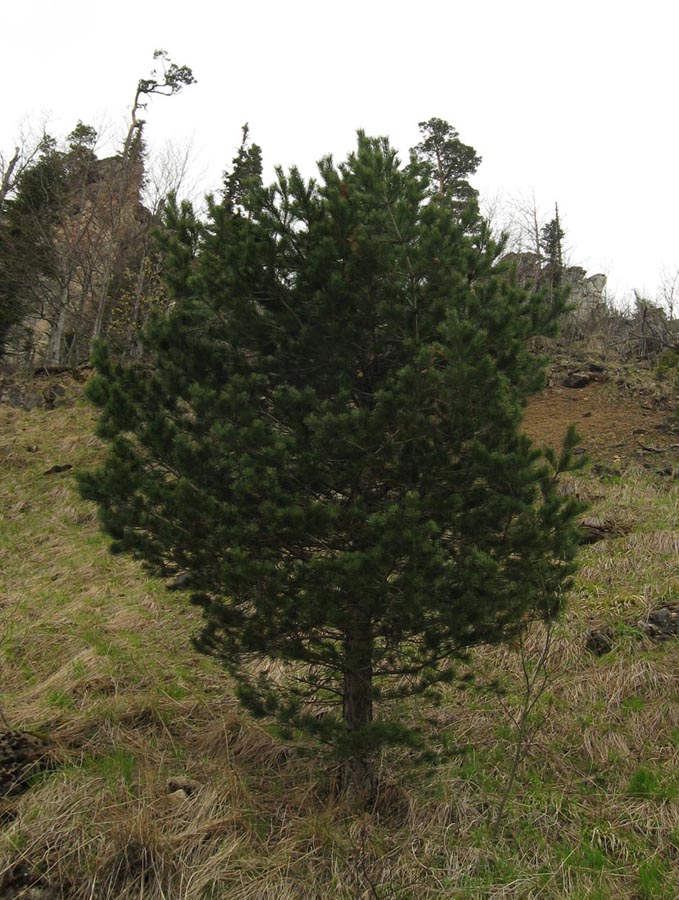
342;614;374;802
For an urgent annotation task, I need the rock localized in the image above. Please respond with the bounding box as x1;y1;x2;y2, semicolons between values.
42;384;67;409
579;516;628;544
167;573;192;591
167;775;201;796
33;365;75;377
593;464;622;479
0;863;58;899
0;378;76;411
641;605;679;640
0;730;48;797
42;464;73;476
649;609;671;627
0;385;43;410
586;626;615;656
562;373;591;389
637;442;665;453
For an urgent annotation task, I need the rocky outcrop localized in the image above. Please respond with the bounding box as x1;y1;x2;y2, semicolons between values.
564;267;607;320
502;252;607;320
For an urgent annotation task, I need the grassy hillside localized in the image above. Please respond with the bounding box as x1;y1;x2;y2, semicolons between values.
2;368;679;898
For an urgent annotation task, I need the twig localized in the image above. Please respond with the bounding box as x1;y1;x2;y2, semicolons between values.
491;619;555;840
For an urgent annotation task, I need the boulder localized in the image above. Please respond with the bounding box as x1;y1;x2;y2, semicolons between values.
641;605;679;640
0;729;48;797
585;626;615;656
579;516;629;544
562;373;591;389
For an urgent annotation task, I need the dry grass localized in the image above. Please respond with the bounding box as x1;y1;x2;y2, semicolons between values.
2;376;679;897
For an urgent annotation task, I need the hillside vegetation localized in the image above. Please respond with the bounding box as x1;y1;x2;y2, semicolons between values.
2;358;679;898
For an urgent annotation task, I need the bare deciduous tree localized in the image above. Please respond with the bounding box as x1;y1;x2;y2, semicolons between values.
0;121;52;213
89;51;196;352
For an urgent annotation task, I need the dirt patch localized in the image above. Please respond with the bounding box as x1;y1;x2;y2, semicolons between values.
523;381;677;465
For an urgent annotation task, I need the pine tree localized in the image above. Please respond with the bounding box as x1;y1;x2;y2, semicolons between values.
411;117;481;213
0;135;66;358
80;128;582;789
539;204;566;300
222;124;263;216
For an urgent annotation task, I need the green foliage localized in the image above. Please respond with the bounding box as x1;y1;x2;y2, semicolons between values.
81;125;582;760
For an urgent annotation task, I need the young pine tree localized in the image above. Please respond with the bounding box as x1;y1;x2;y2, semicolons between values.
80;129;582;786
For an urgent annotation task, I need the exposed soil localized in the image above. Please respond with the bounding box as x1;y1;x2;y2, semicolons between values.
523;379;679;466
2;363;678;469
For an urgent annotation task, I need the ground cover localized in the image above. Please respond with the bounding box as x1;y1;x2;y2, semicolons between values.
1;364;679;898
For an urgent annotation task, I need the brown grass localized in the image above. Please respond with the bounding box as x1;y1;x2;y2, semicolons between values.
2;375;679;897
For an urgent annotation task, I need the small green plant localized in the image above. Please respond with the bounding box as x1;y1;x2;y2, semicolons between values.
627;766;676;801
162;680;188;701
47;689;74;710
88;749;137;793
654;348;679;379
71;659;87;679
637;856;672;899
621;696;645;714
576;841;607;871
629;766;657;797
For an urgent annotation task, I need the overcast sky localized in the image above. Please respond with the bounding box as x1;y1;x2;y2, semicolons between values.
2;0;677;302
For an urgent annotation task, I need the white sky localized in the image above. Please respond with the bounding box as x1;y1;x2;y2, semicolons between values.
2;0;677;303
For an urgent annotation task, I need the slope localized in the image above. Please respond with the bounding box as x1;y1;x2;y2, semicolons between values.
1;366;679;898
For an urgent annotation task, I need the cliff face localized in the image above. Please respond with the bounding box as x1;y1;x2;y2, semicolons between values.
5;152;152;370
563;267;607;319
503;251;607;318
